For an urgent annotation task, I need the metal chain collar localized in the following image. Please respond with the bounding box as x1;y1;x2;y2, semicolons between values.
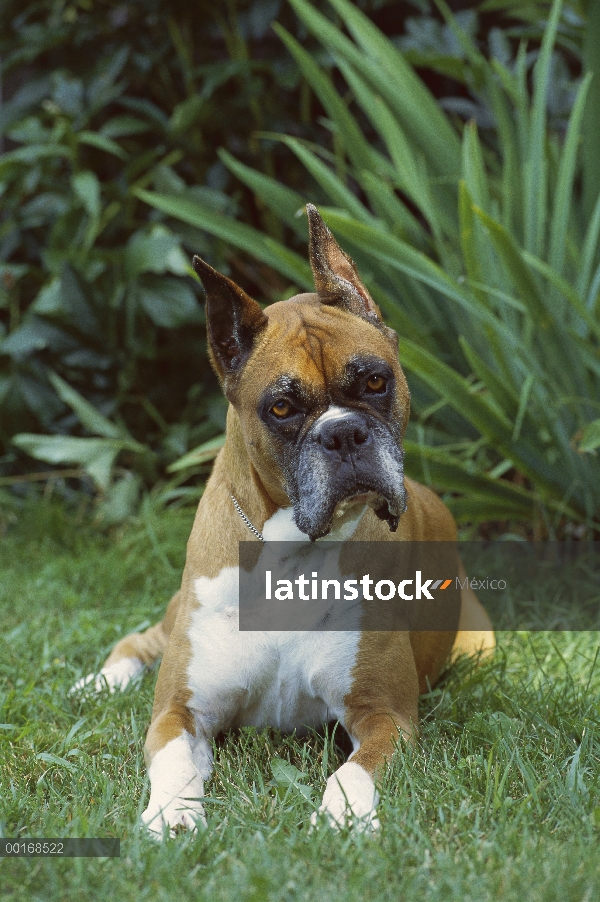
230;494;265;542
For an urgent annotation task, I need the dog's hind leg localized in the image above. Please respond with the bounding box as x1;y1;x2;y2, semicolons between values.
451;560;496;662
71;589;182;693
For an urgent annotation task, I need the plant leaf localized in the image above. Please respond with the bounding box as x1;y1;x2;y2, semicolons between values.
577;419;600;453
167;434;226;472
134;189;312;288
11;434;142;491
48;372;124;439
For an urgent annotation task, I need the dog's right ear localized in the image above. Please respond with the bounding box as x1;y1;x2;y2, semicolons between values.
192;256;268;387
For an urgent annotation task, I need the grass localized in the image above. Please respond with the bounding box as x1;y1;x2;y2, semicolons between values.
1;497;599;901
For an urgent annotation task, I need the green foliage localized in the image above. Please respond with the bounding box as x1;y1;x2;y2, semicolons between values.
142;0;600;532
1;0;597;533
0;0;346;512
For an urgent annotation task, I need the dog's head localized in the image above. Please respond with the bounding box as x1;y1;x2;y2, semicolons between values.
193;204;409;541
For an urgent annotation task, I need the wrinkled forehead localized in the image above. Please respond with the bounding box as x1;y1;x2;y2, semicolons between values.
239;297;398;401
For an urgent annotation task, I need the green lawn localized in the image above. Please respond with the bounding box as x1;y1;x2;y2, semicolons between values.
1;498;599;901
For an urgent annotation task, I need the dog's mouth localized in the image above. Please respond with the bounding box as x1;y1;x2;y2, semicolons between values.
333;491;379;516
332;490;389;520
293;477;407;542
333;487;406;532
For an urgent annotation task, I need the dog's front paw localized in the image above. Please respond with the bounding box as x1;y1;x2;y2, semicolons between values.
311;762;380;832
70;657;144;695
141;797;207;840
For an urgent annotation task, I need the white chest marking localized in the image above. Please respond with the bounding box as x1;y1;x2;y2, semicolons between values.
187;506;365;736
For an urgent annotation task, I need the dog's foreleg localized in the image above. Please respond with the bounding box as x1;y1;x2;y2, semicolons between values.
314;634;419;832
313;710;415;832
141;707;212;839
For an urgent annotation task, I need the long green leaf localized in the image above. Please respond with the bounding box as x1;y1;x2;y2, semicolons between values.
77;131;128;160
218;149;307;235
472;205;549;325
461;121;490;212
167;434;226;472
548;72;592;275
458;181;489;310
11;434;141;491
48;372;126;440
357;170;427;247
399;338;563;499
335;60;455;235
524;0;561;256
134;189;313;289
577;189;600;302
582;0;600;220
404;440;536;516
522;251;600;342
280;137;374;224
272;23;379;176
447;497;537;524
458;337;519;418
321;0;461;179
0;144;72;175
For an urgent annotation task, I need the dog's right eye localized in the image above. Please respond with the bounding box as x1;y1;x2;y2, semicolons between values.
271;400;293;418
366;374;386;393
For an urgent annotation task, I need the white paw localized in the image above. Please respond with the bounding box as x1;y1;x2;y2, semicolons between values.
141;797;207;839
311;762;380;832
70;657;144;694
141;733;208;840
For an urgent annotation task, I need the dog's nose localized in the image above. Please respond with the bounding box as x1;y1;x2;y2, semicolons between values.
314;411;371;456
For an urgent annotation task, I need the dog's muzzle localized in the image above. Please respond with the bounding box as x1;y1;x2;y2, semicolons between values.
289;409;407;541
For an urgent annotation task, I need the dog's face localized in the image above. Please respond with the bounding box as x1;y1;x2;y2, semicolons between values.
193;205;409;541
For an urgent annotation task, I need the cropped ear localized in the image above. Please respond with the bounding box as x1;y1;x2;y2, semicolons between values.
192;255;267;386
306;203;383;324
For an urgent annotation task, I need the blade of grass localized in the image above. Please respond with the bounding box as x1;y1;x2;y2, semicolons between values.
458;336;519;417
404;440;537;516
357;169;428;246
336;60;456;235
459;180;490;311
472;205;549;326
399;337;567;501
288;0;460;187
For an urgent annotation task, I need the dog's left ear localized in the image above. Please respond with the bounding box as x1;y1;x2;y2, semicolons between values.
193;255;268;387
306;204;383;326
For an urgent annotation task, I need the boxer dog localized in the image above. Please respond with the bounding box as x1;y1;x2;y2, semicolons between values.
76;205;494;836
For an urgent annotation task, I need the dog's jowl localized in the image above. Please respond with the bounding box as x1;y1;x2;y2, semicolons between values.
77;204;495;836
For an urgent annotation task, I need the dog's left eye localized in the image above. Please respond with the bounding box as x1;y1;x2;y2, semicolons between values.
366;375;386;393
271;400;293;418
